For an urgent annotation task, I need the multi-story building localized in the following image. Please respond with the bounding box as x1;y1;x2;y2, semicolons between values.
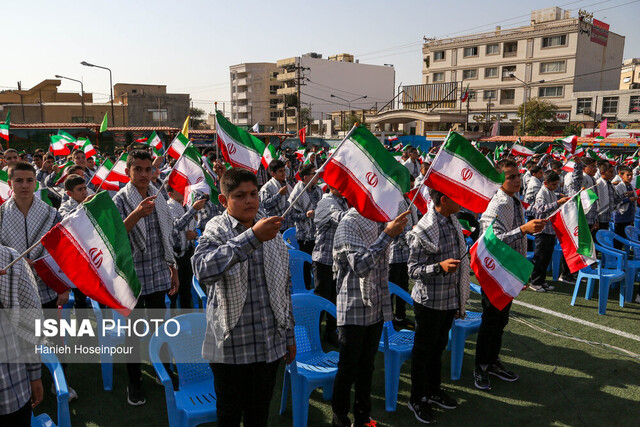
276;53;395;132
620;58;640;90
229;63;282;130
418;7;624;135
571;88;640;128
114;83;189;128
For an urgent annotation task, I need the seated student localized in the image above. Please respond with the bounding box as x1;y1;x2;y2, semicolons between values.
612;165;637;248
192;168;296;426
165;184;207;309
259;159;294;232
0;245;45;426
523;165;543;207
406;188;469;424
530;171;570;292
331;207;409;427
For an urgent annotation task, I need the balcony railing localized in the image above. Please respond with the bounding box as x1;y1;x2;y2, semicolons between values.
277;71;296;82
503;51;517;58
276;87;296;96
500;98;515;105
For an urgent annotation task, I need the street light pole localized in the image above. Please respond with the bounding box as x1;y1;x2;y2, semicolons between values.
55;74;85;122
81;61;115;126
330;94;367;129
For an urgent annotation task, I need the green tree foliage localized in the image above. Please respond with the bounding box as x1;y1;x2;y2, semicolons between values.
517;97;557;135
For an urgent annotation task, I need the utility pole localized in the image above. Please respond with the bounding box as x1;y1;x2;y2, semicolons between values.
17;82;25;122
295;62;309;132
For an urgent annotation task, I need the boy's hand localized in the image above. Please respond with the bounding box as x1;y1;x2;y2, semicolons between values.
56;290;70;307
557;196;571;205
384;211;411;237
192;198;206;211
168;265;179;296
134;195;157;218
252;216;283;242
521;219;547;235
284;344;296;364
186;230;198;241
30;379;43;408
439;259;460;273
278;186;288;196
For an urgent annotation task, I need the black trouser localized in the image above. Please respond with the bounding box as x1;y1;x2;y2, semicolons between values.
388;262;409;320
531;234;555;286
126;290;167;386
210;360;280;427
614;222;632;250
0;400;31;427
475;290;511;368
169;247;194;309
313;261;337;336
332;322;383;426
410;303;455;401
299;240;315;290
72;288;87;309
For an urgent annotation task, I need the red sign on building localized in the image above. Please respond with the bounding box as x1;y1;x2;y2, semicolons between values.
591;19;609;46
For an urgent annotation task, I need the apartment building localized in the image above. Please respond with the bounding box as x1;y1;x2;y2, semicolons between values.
229;63;282;130
572;88;640;125
420;7;624;134
620;58;640;90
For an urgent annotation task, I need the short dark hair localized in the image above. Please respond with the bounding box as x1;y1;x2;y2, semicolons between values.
44;154;55;162
72;149;85;157
4;148;17;156
599;162;613;174
531;165;543;174
220;167;258;196
69;165;84;175
429;188;446;207
299;163;316;177
581;157;596;167
618;165;632;174
269;159;285;174
496;158;518;172
33;153;43;160
126;149;153;168
8;161;36;179
543;170;559;183
64;174;86;191
550;160;562;170
525;160;535;168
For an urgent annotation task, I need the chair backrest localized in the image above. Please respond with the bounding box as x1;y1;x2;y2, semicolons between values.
625;225;640;243
291;294;336;356
288;249;313;294
387;281;413;306
149;313;212;388
283;227;299;250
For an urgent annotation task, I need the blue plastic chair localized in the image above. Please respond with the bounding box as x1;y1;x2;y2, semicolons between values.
288;249;314;295
32;349;71;427
149;313;217;427
596;230;639;303
279;294;339;427
283;227;299;250
191;276;207;310
447;283;482;381
552;241;563;281
378;282;414;412
526;234;535;262
625;225;640;244
90;298;126;391
571;243;626;315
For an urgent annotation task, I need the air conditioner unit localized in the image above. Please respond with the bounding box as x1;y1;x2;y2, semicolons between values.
582;108;591;115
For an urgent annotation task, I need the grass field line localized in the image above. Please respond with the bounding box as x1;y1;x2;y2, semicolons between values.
512;300;640;343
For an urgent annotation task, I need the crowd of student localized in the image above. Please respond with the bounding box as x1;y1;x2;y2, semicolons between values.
0;140;638;427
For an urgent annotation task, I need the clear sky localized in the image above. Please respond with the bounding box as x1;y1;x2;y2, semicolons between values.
3;0;639;115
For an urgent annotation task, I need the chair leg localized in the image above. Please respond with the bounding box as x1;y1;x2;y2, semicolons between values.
100;354;113;391
625;269;636;303
449;328;465;381
598;278;610;315
384;351;401;412
571;276;582;306
290;376;311;427
552;250;561;281
585;278;595;300
279;368;291;415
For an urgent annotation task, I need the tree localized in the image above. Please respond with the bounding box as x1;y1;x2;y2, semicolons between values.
562;122;583;136
517;97;557;135
190;107;206;129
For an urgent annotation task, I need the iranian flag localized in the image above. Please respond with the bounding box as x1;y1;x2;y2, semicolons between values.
0;170;12;203
90;159;120;191
33;254;76;294
106;153;129;183
147;131;164;157
167;145;219;206
40;191;142;315
558;135;578;154
53;160;75;185
49;135;72;156
470;222;534;310
388;134;399;144
406;184;431;215
425;131;504;213
34;182;52;206
458;218;476;237
0;123;8;143
562;160;575;172
261;143;277;169
320;125;411;222
511;143;535;157
167;132;189;160
215;111;265;173
79;137;96;157
550;191;598;273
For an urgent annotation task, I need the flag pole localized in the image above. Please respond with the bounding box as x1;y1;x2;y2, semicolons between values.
1;240;42;271
161;142;194;187
96;152;123;193
407;178;426;211
281;124;358;218
214;103;220;159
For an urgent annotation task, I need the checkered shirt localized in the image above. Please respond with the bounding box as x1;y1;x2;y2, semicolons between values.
333;213;393;326
389;199;419;264
131;209;171;295
566;162;598;224
312;194;348;265
58;198;79;218
290;185;322;243
532;186;558;235
167;199;197;258
480;189;527;256
259;178;295;231
597;180;624;224
408;211;462;310
194;218;294;364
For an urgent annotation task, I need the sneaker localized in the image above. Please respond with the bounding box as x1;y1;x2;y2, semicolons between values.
407;400;436;424
559;274;577;283
127;383;146;406
528;284;546;292
473;367;491;390
635;294;640;304
487;359;519;382
428;390;457;410
541;283;555;291
68;386;78;402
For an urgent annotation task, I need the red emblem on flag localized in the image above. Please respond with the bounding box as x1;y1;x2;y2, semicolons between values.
89;248;104;269
366;172;378;187
574;226;579;237
484;257;496;271
227;143;237;155
461;168;473;181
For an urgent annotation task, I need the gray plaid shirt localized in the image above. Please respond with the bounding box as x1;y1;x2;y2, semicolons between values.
597;180;624;224
389;199;419;264
408;211;462;310
312;193;348;265
566;162;598;224
290;185;323;243
193;217;294;364
259;178;295;231
480;189;527;256
532;186;558;235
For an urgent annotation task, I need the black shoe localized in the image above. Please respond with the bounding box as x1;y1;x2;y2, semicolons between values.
428;390;457;410
127;383;146;406
541;283;555;291
408;400;436;424
559;274;577;283
487;359;519;382
473;367;491;390
332;412;351;427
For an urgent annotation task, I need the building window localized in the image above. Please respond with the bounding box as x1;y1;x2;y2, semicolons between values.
232;72;237;80
500;89;515;105
148;109;168;122
270;99;279;109
433;51;445;61
602;96;619;114
486;44;500;55
462;69;478;80
269;85;279;95
538;86;564;98
503;42;518;57
542;35;567;48
484;67;498;78
629;96;640;113
502;66;516;80
433;72;444;82
577;98;592;114
270;111;280;121
540;61;566;73
463;46;478;57
483;90;497;100
468;90;477;101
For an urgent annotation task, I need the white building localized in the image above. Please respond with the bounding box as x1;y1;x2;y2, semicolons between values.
229;63;282;129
